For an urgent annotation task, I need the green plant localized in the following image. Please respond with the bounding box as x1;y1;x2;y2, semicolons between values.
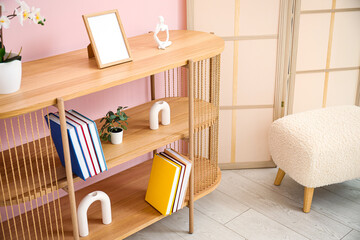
0;1;45;62
100;106;129;142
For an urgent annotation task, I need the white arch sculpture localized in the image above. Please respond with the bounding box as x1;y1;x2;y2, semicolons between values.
149;101;171;130
77;191;112;237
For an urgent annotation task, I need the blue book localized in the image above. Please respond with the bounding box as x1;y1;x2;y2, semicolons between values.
69;110;107;172
45;113;91;180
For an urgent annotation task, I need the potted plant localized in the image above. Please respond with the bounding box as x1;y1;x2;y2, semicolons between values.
100;106;129;145
0;1;45;94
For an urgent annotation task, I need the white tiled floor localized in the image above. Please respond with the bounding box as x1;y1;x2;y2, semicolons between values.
126;168;360;240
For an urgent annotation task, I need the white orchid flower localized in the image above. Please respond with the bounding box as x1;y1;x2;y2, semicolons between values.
29;7;44;25
0;16;10;29
16;0;30;10
15;0;31;26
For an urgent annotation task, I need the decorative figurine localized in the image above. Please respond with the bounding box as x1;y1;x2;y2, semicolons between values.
78;191;112;237
154;16;172;50
149;101;170;130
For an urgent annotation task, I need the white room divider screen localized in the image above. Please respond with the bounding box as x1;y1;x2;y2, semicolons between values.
187;0;283;169
188;0;360;169
287;0;360;114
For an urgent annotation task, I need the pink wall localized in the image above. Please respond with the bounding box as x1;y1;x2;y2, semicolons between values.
0;0;186;217
3;0;186;62
1;0;186;141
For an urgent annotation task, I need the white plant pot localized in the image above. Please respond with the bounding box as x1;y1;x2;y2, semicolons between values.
0;54;22;94
110;128;123;144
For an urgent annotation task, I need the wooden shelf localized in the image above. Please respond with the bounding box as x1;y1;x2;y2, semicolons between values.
0;97;217;204
0;30;224;119
98;97;217;170
1;158;221;240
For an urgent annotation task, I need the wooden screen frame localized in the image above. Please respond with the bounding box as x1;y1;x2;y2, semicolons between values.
83;10;132;69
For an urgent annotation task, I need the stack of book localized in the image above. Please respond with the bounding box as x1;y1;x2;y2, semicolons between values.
145;148;192;216
45;110;107;180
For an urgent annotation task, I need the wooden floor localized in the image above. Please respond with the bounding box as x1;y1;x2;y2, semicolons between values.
126;168;360;240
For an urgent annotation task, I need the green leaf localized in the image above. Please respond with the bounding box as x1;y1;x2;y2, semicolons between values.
108;135;111;142
100;133;107;141
121;125;127;130
0;47;5;63
101;123;109;131
17;46;23;57
5;55;21;62
4;50;12;61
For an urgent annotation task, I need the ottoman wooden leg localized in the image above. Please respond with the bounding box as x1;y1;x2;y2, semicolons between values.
274;168;285;186
303;187;314;213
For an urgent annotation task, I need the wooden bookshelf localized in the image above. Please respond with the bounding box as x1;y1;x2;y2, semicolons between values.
0;30;223;239
1;158;221;240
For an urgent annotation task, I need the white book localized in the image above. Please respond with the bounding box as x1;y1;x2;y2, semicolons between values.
165;148;192;211
65;112;101;175
68;110;107;172
63;115;97;176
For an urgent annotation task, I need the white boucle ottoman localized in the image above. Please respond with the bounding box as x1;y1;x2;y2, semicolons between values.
269;105;360;212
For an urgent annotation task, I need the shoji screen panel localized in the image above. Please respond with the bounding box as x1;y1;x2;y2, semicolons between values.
289;0;360;114
188;0;282;169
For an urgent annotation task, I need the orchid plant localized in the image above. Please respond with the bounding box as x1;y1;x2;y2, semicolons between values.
0;0;45;63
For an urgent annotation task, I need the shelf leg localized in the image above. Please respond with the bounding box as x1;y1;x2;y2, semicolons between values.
57;98;80;240
188;60;195;234
150;74;156;101
151;74;158;157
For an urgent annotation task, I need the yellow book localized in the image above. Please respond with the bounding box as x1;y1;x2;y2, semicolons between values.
145;154;181;215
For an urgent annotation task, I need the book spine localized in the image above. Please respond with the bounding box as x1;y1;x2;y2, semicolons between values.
70;110;107;172
65;114;98;175
66;111;103;172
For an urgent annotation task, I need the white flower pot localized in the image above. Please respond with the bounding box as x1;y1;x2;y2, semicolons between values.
110;128;123;144
0;54;22;94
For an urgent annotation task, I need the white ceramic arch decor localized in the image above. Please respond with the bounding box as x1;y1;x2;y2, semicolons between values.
154;16;172;50
77;191;112;237
149;100;170;130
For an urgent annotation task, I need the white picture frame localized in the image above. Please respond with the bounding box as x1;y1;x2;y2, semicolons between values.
83;10;132;69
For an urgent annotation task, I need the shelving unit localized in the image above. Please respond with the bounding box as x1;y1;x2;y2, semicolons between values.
0;30;224;239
